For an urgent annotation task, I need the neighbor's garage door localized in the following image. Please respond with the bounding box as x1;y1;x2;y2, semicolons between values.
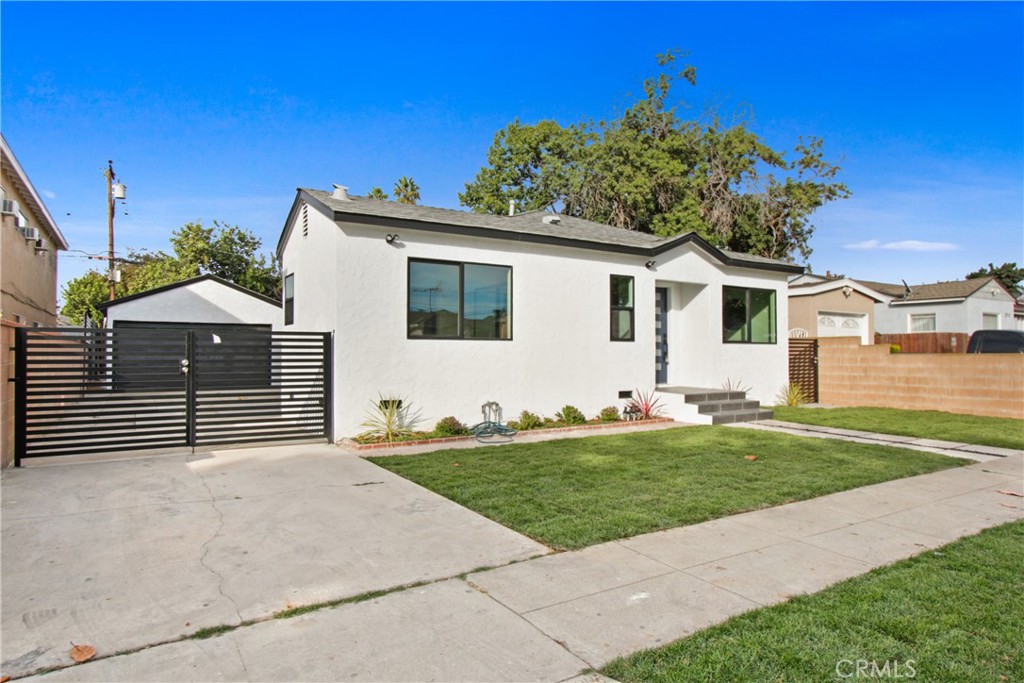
816;311;868;344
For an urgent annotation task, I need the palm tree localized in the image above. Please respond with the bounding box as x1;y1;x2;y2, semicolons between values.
393;176;420;205
366;187;389;201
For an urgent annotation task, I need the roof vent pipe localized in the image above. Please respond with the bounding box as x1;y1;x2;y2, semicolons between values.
332;184;350;201
508;199;515;216
542;215;561;225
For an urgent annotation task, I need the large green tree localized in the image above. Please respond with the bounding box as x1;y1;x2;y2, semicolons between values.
966;262;1023;295
60;220;279;325
459;50;849;261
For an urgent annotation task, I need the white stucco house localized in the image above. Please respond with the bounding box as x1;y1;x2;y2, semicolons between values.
99;274;282;329
277;186;802;437
858;277;1016;335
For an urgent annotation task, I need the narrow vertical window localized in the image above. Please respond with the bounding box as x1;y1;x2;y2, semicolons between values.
284;274;295;326
610;275;634;341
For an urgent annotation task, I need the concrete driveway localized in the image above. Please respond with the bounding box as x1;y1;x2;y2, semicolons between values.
1;444;549;678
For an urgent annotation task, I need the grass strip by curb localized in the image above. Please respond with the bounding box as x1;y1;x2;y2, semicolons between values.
602;520;1024;683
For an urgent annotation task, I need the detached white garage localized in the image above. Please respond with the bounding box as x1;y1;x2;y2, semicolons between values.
99;274;282;328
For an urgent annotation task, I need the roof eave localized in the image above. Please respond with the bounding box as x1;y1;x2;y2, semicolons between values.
0;134;69;250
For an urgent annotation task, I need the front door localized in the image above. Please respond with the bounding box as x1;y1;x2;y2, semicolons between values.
655;287;668;384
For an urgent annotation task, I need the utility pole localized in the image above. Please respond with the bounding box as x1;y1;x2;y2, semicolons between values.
105;161;126;301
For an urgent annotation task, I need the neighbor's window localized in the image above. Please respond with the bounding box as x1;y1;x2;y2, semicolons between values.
982;313;999;330
610;275;634;341
284;274;295;326
408;259;511;339
722;286;776;343
909;313;935;332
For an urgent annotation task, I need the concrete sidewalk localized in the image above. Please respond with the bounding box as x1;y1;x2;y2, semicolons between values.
24;446;1023;682
730;419;1024;462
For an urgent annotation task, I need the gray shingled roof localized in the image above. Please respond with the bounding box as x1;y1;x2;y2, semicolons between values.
856;277;998;302
300;188;800;271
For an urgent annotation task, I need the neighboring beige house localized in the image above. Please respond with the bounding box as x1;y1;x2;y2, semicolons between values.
787;274;886;344
1;134;68;327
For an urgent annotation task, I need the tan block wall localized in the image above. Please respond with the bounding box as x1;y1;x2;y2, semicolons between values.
818;337;1024;419
1;320;16;468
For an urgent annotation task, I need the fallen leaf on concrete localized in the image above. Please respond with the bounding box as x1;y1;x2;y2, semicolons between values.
997;490;1023;498
69;643;96;663
744;455;758;461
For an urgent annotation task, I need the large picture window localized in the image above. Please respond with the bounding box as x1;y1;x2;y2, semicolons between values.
722;286;776;344
610;275;634;341
408;259;511;339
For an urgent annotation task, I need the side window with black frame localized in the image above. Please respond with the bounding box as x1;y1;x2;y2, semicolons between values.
408;258;511;339
610;275;634;341
722;286;776;343
284;274;295;326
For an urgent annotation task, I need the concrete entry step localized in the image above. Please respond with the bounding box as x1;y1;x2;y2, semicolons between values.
656;386;775;424
711;409;775;424
697;399;762;414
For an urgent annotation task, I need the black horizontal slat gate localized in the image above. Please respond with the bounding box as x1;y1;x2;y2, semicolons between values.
193;330;331;447
14;327;332;465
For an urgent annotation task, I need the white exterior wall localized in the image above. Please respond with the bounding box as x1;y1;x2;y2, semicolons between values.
105;279;281;327
655;253;790;402
283;209;792;438
279;202;340;334
874;288;1016;334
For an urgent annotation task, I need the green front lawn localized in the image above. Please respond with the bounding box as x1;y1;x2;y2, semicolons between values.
602;520;1024;683
369;426;965;550
773;406;1024;451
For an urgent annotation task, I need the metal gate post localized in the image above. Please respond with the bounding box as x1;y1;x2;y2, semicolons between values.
185;330;197;447
323;332;334;443
13;327;27;467
812;339;820;403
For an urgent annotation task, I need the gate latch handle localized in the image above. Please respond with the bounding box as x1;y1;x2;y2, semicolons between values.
180;359;190;375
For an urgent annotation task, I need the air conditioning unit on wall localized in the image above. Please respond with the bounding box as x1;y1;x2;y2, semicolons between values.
1;199;19;215
21;226;40;241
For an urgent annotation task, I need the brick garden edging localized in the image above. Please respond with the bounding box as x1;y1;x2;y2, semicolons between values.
340;417;677;452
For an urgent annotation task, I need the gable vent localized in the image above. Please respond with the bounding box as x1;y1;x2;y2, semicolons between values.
301;202;309;237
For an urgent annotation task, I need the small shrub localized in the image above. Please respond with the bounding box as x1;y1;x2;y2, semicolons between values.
890;344;902;354
598;406;620;422
555;405;587;425
359;394;420;443
433;416;468;437
775;383;808;407
625;388;665;420
513;410;544;430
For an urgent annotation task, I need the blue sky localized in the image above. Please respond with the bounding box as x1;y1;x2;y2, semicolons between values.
2;1;1021;301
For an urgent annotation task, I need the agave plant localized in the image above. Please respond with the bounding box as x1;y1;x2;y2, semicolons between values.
625;388;664;420
359;394;421;443
775;383;808;407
